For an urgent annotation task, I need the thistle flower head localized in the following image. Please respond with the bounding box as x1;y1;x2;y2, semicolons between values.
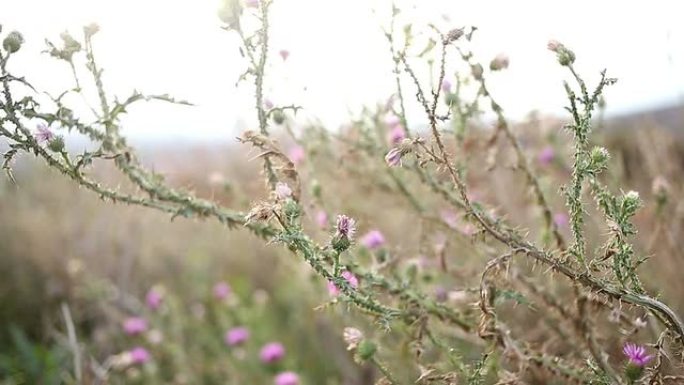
279;49;290;61
260;342;285;363
315;210;328;229
547;39;563;52
623;343;652;367
129;347;151;365
537;146;555;166
385;147;403;167
213;281;231;300
327;270;359;296
288;145;305;164
145;287;163;311
34;124;54;143
343;327;364;351
224;327;249;346
123;317;148;335
360;230;385;249
445;28;464;44
274;372;299;385
335;215;356;241
388;125;405;145
441;79;452;93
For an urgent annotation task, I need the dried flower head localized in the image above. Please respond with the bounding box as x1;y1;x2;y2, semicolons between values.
343;327;364;351
245;201;277;224
275;182;293;200
489;53;509;71
445;28;464;44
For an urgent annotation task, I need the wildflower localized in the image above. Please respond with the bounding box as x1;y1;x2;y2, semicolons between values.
537;146;555;166
387;125;405;145
274;372;299;385
343;327;364;351
547;39;563;52
275;182;292;199
225;327;249;346
335;215;356;241
441;79;452;93
263;98;274;110
360;230;385;249
623;343;652;367
145;287;163;311
288;145;305;164
327;270;359;296
260;342;285;363
213;281;231;300
315;210;328;229
553;212;569;228
279;49;290;61
34;124;54;143
434;286;448;302
123;317;147;335
129;347;151;365
245;0;259;8
385;147;403;167
471;63;484;80
489;53;509;71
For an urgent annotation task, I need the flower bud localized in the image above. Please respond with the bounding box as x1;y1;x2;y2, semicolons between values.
588;146;609;173
556;47;576;66
47;136;65;152
3;31;24;54
357;340;377;361
272;110;285;125
471;63;483;80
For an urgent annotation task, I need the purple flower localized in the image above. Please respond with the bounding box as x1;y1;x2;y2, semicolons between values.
335;215;356;241
288;145;305;165
129;346;150;365
315;210;328;229
361;230;385;249
260;342;285;363
224;327;249;346
327;270;359;296
279;49;290;61
274;372;299;385
263;98;274;110
553;212;569;228
538;146;555;166
145;288;163;311
441;79;452;93
387;125;405;145
385;147;403;167
34;124;54;143
213;281;231;300
123;317;147;336
623;343;652;367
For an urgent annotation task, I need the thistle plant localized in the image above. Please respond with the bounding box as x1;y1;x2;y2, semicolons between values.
1;2;684;384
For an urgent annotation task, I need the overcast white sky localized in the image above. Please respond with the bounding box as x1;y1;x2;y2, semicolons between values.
4;0;684;141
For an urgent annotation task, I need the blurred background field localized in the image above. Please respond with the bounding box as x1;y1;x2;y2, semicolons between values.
1;103;683;384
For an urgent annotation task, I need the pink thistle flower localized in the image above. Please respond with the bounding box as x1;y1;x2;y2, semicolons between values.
288;145;305;165
384;114;401;128
260;342;285;363
327;270;359;296
623;343;652;367
123;317;147;336
213;281;231;300
275;182;292;199
274;371;299;385
34;124;54;143
263;98;274;110
145;288;163;311
315;210;328;229
538;146;555;166
224;327;249;346
335;215;356;241
441;79;452;93
387;125;405;145
129;346;151;365
246;0;259;8
547;39;563;52
279;49;290;61
360;230;385;249
553;212;569;228
385;147;403;167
